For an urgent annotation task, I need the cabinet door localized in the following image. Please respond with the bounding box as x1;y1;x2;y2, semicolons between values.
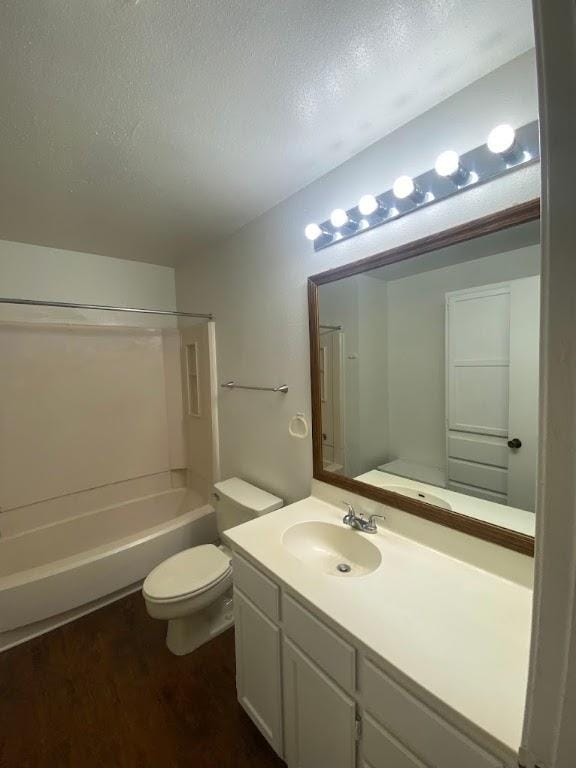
283;637;356;768
362;714;426;768
234;589;283;757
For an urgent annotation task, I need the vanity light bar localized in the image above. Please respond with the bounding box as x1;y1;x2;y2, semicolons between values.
305;120;540;251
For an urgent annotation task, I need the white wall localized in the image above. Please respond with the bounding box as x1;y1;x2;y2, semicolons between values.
175;50;540;504
385;244;540;471
318;277;360;474
357;276;389;474
522;2;576;766
0;239;176;326
319;275;389;476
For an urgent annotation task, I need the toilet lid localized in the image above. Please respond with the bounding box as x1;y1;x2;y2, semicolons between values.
143;545;231;601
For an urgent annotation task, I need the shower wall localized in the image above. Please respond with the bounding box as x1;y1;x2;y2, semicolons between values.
0;324;186;508
0;239;187;536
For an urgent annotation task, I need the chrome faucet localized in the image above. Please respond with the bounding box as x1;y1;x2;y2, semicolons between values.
341;502;385;534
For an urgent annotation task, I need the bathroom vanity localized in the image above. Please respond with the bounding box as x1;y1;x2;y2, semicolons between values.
225;494;531;768
224;202;538;767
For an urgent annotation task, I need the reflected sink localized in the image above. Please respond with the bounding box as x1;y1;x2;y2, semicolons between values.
282;521;382;577
384;485;452;511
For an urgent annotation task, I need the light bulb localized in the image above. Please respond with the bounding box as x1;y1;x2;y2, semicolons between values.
393;175;414;199
304;223;323;241
330;208;349;228
487;124;516;155
435;150;460;177
358;194;379;216
434;149;470;185
393;175;424;203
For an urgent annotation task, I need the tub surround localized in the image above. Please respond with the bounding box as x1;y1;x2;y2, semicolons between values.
0;317;220;652
225;493;532;763
0;470;187;538
0;323;186;512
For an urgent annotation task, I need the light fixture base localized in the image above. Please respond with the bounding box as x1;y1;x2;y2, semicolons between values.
311;120;539;251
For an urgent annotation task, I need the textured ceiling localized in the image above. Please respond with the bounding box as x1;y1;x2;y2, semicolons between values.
0;1;534;265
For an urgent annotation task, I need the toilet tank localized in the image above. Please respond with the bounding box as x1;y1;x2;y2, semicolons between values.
213;478;283;535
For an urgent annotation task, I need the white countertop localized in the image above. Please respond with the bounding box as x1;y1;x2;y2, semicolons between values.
226;495;532;756
357;469;536;537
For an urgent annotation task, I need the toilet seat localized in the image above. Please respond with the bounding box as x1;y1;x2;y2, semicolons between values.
143;545;231;603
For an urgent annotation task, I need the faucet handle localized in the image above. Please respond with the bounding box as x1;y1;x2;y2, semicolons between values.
364;513;385;532
341;501;355;515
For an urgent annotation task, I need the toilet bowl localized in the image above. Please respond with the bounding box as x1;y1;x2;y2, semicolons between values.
143;544;233;655
143;478;282;655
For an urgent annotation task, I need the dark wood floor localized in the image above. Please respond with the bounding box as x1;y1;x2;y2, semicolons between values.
0;593;285;768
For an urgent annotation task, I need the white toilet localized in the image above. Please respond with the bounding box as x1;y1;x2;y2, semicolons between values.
143;478;283;655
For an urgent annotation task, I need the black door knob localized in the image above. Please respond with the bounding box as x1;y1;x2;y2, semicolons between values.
508;438;522;449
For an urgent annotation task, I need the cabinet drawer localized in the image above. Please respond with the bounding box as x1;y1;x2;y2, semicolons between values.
363;714;426;768
361;659;502;768
233;554;280;622
283;594;355;693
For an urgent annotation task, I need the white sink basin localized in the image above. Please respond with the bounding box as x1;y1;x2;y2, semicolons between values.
282;521;382;577
384;485;452;511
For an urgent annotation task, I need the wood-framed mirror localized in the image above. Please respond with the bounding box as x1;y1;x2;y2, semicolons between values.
308;200;540;556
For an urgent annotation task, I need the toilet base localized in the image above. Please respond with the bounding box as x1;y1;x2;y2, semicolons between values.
165;589;234;656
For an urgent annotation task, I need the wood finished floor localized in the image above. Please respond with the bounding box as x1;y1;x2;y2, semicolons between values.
0;593;285;768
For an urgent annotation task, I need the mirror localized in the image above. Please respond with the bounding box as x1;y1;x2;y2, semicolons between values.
309;202;540;554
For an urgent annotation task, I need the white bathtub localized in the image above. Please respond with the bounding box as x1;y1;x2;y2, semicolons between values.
0;488;217;641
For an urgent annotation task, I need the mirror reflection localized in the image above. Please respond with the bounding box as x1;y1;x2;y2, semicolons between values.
317;220;540;535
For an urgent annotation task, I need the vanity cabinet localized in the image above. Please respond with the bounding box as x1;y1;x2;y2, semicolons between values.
232;552;508;768
283;638;357;768
361;658;501;768
233;589;283;756
362;714;427;768
282;593;356;692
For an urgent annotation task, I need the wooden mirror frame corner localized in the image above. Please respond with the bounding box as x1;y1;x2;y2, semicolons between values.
308;199;540;557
